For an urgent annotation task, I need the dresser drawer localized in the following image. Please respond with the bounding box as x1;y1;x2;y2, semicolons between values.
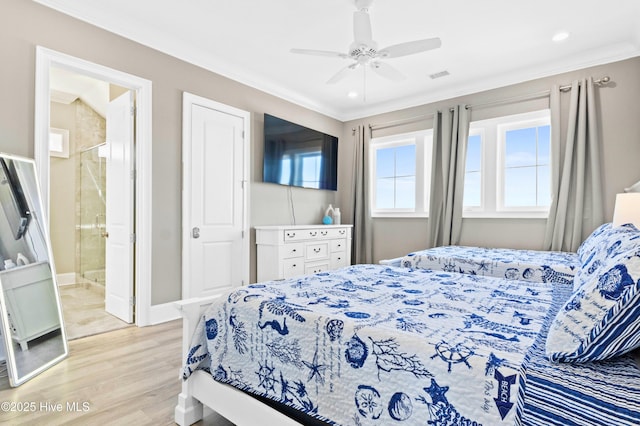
331;252;348;268
305;261;330;275
330;239;346;253
283;243;304;259
306;242;329;260
326;228;350;239
282;258;303;279
284;229;320;241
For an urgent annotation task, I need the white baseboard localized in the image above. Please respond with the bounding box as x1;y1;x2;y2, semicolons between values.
56;272;77;286
145;301;181;326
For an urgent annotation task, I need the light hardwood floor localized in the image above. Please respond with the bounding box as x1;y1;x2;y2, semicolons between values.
0;320;231;425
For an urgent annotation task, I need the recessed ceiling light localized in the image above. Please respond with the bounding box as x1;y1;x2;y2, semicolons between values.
347;91;358;99
552;31;570;42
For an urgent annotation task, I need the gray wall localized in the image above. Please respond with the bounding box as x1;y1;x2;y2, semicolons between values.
0;0;341;304
340;57;640;262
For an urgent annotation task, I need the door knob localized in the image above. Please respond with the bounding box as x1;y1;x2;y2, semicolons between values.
192;227;200;239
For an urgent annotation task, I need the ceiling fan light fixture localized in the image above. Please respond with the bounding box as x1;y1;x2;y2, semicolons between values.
291;0;441;85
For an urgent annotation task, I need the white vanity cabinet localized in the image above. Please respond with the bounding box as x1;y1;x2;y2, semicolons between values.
255;225;352;282
0;261;60;351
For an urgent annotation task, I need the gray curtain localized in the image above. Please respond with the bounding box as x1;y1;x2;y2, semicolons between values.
544;78;603;251
427;105;470;247
351;125;372;264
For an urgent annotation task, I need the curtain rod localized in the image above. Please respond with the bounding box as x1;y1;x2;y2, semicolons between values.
467;75;611;111
368;112;436;134
365;75;612;133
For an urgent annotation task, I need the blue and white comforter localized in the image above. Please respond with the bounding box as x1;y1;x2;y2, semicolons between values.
183;264;560;426
401;246;578;285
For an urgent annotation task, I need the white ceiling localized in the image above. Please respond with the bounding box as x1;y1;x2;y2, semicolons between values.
36;0;640;121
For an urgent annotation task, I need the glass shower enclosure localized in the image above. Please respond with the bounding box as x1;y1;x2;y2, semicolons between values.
78;144;106;285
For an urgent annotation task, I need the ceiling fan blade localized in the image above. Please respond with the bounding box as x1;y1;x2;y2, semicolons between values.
327;63;360;84
290;48;349;59
378;37;442;58
370;61;405;81
353;11;373;43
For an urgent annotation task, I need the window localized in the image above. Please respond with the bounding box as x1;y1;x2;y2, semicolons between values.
463;110;551;218
49;127;69;158
370;130;432;217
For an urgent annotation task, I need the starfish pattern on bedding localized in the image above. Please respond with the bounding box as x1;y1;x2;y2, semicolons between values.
302;350;328;385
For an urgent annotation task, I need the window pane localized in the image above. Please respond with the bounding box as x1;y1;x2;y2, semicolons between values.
505;128;537;167
464;171;481;207
537;165;551;206
395;145;416;176
376;148;395;178
395;176;415;209
466;134;482;171
376;178;395;209
504;167;536;206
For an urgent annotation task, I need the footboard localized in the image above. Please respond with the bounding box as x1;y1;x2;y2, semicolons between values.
174;295;303;426
174;295;220;426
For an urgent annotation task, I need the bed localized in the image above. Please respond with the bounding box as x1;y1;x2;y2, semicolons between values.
387;245;578;285
382;224;616;287
175;222;640;425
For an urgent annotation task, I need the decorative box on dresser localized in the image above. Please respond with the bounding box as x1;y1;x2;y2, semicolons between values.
255;225;352;282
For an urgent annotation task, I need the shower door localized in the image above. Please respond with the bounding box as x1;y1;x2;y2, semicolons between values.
78;144;106;285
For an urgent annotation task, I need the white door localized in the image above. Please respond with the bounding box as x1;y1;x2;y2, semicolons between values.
105;91;135;322
182;93;249;299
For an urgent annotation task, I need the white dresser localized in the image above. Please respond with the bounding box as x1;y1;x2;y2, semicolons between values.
255;225;352;282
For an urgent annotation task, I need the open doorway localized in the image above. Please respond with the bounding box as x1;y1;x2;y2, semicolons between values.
49;68;133;339
35;47;153;327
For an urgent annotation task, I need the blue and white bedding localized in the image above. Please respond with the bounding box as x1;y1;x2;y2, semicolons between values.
183;264;562;425
400;246;578;285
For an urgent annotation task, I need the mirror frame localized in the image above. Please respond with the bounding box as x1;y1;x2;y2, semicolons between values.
0;153;68;386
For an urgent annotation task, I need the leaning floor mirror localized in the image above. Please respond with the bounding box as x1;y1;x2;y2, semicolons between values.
0;153;67;386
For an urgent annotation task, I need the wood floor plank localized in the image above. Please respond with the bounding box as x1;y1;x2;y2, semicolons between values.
0;320;189;425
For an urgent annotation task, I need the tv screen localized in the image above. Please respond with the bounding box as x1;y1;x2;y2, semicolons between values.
263;114;338;191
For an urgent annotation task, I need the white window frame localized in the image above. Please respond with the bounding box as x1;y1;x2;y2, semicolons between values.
369;129;432;218
463;109;551;219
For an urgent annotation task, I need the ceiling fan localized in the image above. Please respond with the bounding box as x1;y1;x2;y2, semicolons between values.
290;0;441;84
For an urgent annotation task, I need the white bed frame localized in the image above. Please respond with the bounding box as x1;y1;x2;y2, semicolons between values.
173;296;303;426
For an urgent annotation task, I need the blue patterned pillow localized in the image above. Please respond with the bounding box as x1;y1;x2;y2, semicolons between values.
576;222;611;265
546;225;640;362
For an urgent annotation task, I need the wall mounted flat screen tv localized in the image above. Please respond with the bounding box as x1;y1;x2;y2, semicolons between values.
263;114;338;191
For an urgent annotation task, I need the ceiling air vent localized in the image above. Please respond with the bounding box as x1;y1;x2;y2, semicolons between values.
429;70;450;79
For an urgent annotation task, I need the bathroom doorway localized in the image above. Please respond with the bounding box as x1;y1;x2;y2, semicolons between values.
48;68;132;339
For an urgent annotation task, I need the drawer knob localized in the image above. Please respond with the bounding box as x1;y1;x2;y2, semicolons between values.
321;231;328;236
287;232;296;238
314;248;321;253
310;231;317;237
